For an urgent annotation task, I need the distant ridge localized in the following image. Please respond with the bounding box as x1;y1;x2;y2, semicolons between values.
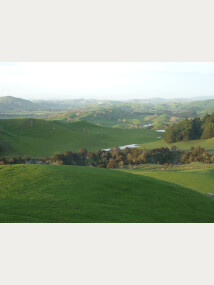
1;95;214;113
0;96;124;112
0;96;35;112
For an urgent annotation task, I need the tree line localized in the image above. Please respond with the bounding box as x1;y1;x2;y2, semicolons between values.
164;113;214;143
1;146;213;167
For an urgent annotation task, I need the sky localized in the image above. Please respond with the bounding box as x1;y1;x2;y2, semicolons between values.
0;62;214;100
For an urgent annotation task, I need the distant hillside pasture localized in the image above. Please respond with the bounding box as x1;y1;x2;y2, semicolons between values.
51;108;181;129
47;98;214;129
139;137;214;154
0;164;214;222
0;119;159;158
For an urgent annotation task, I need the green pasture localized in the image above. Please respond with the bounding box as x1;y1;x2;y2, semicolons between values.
0;164;213;222
0;118;159;158
120;162;214;194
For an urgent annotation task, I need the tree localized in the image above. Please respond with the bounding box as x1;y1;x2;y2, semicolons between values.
118;160;124;168
0;157;7;165
44;156;50;163
190;146;195;154
9;158;19;164
107;158;117;168
180;153;188;164
78;148;87;156
52;153;65;164
201;123;214;139
78;148;88;165
110;147;120;159
171;146;177;151
96;149;102;158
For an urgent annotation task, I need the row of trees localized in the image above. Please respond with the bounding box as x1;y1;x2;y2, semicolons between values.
164;113;214;143
50;147;181;168
180;146;212;164
51;146;213;167
1;146;213;167
0;156;31;165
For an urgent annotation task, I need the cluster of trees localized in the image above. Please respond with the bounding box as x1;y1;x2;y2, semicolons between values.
180;146;212;164
164;113;214;143
1;146;213;167
51;146;213;168
164;117;202;143
201;113;214;139
50;147;181;168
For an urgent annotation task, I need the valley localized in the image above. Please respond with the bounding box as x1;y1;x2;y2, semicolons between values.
1;95;214;223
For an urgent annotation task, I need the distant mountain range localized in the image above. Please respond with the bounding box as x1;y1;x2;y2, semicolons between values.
0;96;36;112
0;96;123;112
1;95;214;113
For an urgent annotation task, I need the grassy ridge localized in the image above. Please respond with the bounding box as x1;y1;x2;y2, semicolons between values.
139;137;214;153
0;164;214;222
0;118;160;158
120;163;214;194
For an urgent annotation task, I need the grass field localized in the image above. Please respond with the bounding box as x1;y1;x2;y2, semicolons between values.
0;118;160;158
120;162;214;194
0;164;214;222
139;137;214;153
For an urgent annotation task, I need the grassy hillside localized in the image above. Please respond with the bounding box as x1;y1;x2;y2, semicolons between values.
47;99;214;129
0;164;214;222
139;136;214;153
188;99;214;115
51;107;181;129
0;118;160;158
120;163;214;194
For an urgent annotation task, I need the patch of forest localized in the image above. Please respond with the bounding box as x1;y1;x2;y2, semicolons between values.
164;113;214;143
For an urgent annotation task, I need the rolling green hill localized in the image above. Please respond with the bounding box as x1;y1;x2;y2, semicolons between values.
46;98;214;129
0;164;213;222
188;99;214;115
0;118;160;158
119;163;214;194
50;107;180;129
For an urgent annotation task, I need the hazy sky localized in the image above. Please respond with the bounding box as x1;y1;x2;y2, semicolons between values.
0;62;214;100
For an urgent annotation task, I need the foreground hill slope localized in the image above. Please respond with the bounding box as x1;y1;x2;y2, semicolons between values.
120;163;214;194
0;164;213;222
0;118;159;158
